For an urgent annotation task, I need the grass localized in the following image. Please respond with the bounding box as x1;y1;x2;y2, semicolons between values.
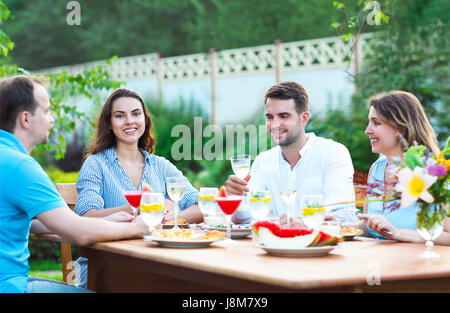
29;260;63;282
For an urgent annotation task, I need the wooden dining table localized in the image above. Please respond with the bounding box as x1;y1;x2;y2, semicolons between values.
50;234;450;293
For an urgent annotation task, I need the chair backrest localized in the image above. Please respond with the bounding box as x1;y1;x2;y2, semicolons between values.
55;183;77;285
354;184;367;209
56;183;77;211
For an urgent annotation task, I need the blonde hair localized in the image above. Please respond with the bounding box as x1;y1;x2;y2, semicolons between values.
369;90;440;156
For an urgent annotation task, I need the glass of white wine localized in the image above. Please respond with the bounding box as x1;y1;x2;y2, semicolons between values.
140;192;166;231
166;176;187;229
230;154;251;180
280;189;298;227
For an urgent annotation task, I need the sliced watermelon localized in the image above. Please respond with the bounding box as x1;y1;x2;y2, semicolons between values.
142;181;153;193
314;231;342;246
278;227;314;238
258;227;321;248
219;186;227;197
252;220;280;236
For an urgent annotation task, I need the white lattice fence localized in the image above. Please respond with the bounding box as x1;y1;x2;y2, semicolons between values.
34;34;372;123
161;53;210;81
35;34;370;81
216;44;276;77
111;53;159;81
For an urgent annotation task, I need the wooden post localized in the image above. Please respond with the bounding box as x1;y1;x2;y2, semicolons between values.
209;48;217;124
274;40;282;83
156;52;163;104
352;36;360;76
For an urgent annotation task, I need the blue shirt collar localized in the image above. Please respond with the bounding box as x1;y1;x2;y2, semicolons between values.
0;129;28;155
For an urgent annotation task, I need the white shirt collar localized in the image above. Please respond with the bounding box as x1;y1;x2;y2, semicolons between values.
298;132;316;157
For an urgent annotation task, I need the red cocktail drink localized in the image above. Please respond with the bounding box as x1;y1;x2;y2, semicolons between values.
215;197;242;215
123;191;142;209
215;195;243;240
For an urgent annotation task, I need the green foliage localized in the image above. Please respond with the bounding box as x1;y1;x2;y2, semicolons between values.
307;104;376;172
0;0;14;56
144;96;271;189
28;237;78;263
329;0;449;172
45;165;79;183
33;61;123;161
332;0;390;43
0;1;124;162
5;0;343;70
352;0;450;144
416;202;446;231
145;96;229;189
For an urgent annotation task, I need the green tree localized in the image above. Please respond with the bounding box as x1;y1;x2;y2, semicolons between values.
0;1;123;162
353;0;449;143
4;0;345;70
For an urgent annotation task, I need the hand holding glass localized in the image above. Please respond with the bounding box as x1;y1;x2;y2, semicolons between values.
123;191;142;218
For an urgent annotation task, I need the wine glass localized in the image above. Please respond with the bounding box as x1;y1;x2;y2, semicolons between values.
300;194;325;229
123;191;142;218
215;195;243;240
198;187;220;222
230;154;251;180
166;177;187;229
279;189;298;227
248;190;272;221
416;203;445;259
140;192;166;231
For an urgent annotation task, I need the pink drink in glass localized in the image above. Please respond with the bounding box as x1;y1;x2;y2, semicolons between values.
215;196;243;240
123;191;142;210
215;197;242;215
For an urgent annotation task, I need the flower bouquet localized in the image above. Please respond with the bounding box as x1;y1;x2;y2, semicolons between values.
390;135;450;258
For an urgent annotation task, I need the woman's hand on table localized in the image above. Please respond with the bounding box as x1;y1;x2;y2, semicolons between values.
358;214;397;240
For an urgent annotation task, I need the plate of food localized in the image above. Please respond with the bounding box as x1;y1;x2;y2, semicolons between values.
341;226;364;241
144;228;225;248
204;224;252;239
252;221;340;257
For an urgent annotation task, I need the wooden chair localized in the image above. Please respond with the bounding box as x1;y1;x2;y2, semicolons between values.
55;183;77;285
354;184;367;209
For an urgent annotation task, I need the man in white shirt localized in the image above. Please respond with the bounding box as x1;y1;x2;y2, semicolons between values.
226;81;358;226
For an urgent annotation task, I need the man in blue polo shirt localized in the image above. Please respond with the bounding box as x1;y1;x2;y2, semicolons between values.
0;76;149;293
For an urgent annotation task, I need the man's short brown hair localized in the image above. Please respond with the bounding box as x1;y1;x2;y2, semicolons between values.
0;75;45;133
264;81;309;114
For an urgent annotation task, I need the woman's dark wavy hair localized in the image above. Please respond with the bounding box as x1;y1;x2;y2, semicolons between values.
85;88;156;158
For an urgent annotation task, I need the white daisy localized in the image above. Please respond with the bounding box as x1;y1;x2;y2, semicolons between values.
395;166;437;207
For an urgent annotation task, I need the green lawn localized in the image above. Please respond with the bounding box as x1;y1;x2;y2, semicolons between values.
29;260;63;281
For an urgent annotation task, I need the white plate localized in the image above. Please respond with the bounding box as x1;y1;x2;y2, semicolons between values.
256;244;336;257
143;235;223;248
204;225;252;239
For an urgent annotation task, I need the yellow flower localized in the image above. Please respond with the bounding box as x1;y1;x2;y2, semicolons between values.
437;152;450;171
396;166;437;207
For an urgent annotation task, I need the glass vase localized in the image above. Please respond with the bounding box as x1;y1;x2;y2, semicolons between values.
416;202;445;259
